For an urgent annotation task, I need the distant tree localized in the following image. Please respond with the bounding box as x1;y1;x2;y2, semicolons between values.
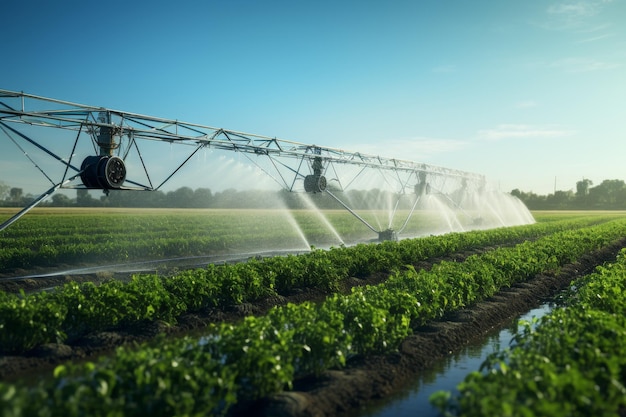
140;190;167;207
573;179;593;208
546;190;574;209
191;187;213;208
99;190;123;207
76;189;95;206
51;193;72;207
510;189;547;210
212;188;239;208
588;179;626;208
279;189;304;209
9;187;23;203
576;178;592;197
0;181;9;201
166;186;194;207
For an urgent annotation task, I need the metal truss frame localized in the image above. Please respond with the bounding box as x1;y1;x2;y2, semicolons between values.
0;89;486;237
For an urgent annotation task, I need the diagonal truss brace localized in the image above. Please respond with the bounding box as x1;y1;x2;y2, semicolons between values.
0;89;487;237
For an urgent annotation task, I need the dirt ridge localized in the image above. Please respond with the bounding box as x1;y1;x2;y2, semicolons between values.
1;239;624;417
244;238;626;417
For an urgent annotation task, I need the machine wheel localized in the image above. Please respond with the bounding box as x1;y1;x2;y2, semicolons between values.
80;156;126;189
304;175;327;193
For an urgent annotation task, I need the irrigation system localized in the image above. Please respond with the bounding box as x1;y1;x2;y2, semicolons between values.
0;89;522;240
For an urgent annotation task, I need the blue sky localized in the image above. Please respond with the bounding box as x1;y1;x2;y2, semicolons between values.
1;0;625;196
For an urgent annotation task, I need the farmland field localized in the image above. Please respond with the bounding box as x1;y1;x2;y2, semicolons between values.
0;206;534;281
1;209;626;416
0;207;475;275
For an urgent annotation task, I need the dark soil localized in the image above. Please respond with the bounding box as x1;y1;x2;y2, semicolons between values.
1;238;625;417
243;238;626;417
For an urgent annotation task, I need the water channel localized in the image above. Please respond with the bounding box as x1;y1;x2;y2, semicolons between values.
348;303;553;417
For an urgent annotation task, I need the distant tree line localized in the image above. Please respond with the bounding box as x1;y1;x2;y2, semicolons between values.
0;183;409;210
512;179;626;210
1;178;626;210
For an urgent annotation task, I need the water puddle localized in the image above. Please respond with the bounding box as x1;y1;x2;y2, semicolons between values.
349;303;552;417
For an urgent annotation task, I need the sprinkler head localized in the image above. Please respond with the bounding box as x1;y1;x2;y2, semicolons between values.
378;229;397;241
304;175;327;193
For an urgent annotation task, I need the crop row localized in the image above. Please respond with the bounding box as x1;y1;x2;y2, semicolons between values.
0;216;611;353
0;210;318;269
1;220;626;416
431;247;626;416
0;209;614;270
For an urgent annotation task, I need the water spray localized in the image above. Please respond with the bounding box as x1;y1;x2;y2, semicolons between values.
0;89;535;235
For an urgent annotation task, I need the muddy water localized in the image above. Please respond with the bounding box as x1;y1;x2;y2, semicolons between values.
350;303;552;417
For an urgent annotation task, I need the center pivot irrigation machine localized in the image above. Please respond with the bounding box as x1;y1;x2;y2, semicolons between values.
0;89;525;240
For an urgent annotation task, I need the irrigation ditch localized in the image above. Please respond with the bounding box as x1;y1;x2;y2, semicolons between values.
1;235;625;416
246;238;626;417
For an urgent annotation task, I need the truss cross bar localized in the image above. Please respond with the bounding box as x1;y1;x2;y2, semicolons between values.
0;172;83;232
325;190;379;234
0;121;81;173
0;89;484;182
397;195;422;235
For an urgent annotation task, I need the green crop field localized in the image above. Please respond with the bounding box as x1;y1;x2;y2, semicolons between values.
1;210;626;416
0;206;533;272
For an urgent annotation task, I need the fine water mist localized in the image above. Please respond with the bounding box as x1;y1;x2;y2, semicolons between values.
72;150;537;275
0;89;537;279
295;192;346;247
452;189;535;231
299;179;535;243
123;150;538;268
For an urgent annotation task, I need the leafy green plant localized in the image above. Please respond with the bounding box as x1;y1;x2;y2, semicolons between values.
431;248;626;417
0;290;66;353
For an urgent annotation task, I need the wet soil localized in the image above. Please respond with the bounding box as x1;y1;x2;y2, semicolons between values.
244;239;626;417
1;239;625;417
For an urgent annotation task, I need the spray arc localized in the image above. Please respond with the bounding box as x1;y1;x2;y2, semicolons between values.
0;89;532;237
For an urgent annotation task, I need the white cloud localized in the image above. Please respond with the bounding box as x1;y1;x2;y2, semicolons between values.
478;124;574;141
543;0;614;32
549;57;619;72
548;2;600;18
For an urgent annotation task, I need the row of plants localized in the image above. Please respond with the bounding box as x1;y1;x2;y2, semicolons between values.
0;211;316;269
0;209;613;270
431;247;626;416
1;220;626;416
0;216;611;353
0;208;428;243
